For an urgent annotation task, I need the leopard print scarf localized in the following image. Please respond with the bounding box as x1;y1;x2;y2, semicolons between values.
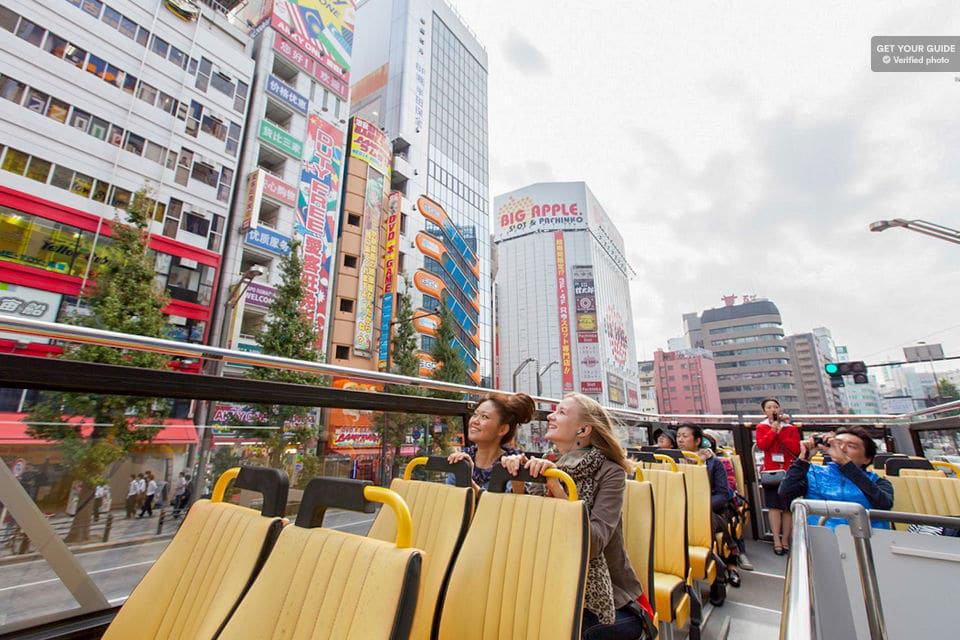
556;447;617;625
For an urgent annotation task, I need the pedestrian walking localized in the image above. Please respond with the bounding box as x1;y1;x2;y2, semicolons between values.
139;472;157;518
125;475;138;519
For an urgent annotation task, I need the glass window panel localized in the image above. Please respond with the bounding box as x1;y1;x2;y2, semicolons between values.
89;117;109;140
123;132;145;156
135;25;149;47
50;164;74;189
101;6;121;29
91;179;108;202
137;82;157;105
119;17;137;40
157;92;176;115
103;64;121;87
210;72;233;97
2;148;29;175
110;186;131;208
150;35;169;58
70;172;93;197
181;212;210;236
190;162;218;188
0;6;18;32
46;98;70;123
25;89;49;114
42;33;68;58
108;124;124;147
16;19;46;47
169;46;187;69
0;76;26;104
165;149;177;170
69;108;91;132
85;54;107;79
122;72;137;94
144;141;164;164
63;43;86;69
188;58;198;75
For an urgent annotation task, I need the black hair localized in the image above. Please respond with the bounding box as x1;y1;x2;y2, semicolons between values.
835;426;878;461
677;423;703;448
760;397;780;410
655;428;678;448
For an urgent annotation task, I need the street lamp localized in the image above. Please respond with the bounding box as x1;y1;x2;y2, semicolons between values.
384;309;440;373
869;218;960;245
536;361;558;396
512;357;536;393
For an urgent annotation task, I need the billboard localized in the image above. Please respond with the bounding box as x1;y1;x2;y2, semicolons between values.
272;33;349;100
0;282;61;344
262;171;298;207
241;169;264;231
626;383;639;408
258;119;303;159
245;226;291;256
328;378;382;450
493;182;588;241
244;283;276;310
377;192;402;370
353;169;384;356
297;114;345;351
270;0;355;76
573;265;602;396
554;232;574;393
350;117;391;177
607;372;626;405
265;74;308;114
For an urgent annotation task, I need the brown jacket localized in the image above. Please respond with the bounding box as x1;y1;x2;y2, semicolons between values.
590;457;644;608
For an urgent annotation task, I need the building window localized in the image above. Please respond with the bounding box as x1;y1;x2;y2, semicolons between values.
168;46;187;70
135;25;149;47
347;213;360;227
150;35;169;59
234;80;248;114
15;18;46;47
42;32;68;58
0;76;26;104
334;345;350;360
181;211;210;237
210;72;234;98
191;161;218;188
137;82;158;106
339;298;354;313
123;131;145;156
195;58;211;92
343;254;357;269
0;6;18;32
45;98;70;123
25;157;52;183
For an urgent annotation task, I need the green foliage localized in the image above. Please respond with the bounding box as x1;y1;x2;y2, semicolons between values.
210;446;242;482
939;378;959;401
293;453;322;490
27;188;172;486
227;239;323;467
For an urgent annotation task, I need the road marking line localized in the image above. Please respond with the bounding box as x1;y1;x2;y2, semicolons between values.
326;517;375;530
744;570;786;580
0;560;155;593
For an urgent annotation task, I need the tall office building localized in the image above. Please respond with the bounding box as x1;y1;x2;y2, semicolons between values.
637;360;658;414
0;1;253;352
348;0;490;385
494;182;640;408
784;332;838;414
217;0;355;374
653;348;723;415
694;298;800;414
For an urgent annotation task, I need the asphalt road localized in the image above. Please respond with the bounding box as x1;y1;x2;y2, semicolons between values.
0;508;376;631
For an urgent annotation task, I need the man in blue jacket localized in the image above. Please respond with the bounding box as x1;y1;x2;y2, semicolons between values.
779;426;894;530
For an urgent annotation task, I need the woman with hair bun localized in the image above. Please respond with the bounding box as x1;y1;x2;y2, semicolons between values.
447;392;535;491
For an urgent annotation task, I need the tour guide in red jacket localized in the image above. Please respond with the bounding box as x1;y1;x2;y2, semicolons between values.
755;398;801;555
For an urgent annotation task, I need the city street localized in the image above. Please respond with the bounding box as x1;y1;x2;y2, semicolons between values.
0;508;376;629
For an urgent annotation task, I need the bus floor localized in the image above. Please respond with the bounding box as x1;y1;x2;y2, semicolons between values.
699;538;785;640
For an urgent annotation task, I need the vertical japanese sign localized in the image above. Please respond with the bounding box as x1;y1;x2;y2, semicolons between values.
297;114;344;351
350;117;391;177
573;265;602;395
378;192;402;370
242;169;264;232
353;169;383;355
554;232;574;392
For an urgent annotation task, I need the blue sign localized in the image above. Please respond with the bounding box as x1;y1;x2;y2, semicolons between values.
245;226;291;257
265;74;308;115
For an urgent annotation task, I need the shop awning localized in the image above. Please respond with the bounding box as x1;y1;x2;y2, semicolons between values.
0;413;198;445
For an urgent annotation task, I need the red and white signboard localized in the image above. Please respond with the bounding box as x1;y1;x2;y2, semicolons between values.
494;182;588;241
262;172;297;207
554;232;574;393
273;33;348;100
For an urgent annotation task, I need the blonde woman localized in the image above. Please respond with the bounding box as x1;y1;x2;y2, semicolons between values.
502;393;652;639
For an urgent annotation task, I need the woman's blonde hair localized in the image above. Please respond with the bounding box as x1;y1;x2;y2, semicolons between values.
565;393;631;472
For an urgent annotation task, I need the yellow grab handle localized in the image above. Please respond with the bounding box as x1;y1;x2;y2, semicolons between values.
653;454;679;472
682;451;703;465
364;486;413;549
403;456;429;480
211;467;240;503
931;460;960;477
632;462;644;482
543;468;579;501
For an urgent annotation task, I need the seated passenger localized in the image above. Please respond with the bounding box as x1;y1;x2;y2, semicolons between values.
677;424;741;588
778;426;894;530
447;392;534;491
654;427;678;449
501;393;654;640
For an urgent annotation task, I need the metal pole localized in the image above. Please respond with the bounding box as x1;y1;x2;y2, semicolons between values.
512;357;536;393
781;500;816;640
852;534;888;640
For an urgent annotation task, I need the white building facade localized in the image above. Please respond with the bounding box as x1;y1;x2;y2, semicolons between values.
494;182;641;409
348;0;490;385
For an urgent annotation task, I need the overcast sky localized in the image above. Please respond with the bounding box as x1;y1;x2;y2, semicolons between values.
450;0;960;375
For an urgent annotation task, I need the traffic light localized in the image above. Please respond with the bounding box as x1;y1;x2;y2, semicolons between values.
824;361;869;385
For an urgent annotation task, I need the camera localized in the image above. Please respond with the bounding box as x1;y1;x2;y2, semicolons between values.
813;435;826;447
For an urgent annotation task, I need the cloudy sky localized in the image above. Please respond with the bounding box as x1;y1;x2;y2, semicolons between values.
449;0;960;375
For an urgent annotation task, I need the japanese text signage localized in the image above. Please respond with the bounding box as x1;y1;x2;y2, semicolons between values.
242;169;264;231
270;1;355;78
328;378;382;450
554;232;574;392
377;192;402;370
350;117;392;177
0;282;61;344
607;373;626;405
272;33;348;100
572;265;602;396
265;74;308;114
244;283;277;310
258;119;303;159
261;172;298;207
245;226;292;257
297;114;345;350
353;169;383;356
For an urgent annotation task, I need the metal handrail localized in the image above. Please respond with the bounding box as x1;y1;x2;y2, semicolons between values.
781;500;816;640
0;315;954;425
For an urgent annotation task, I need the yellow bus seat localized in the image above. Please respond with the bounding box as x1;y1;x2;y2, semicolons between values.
103;467;289;640
645;468;691;631
622;475;656;620
677;464;717;585
368;457;474;640
900;468;946;477
886;458;935;477
219;477;421;640
437;464;588;640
